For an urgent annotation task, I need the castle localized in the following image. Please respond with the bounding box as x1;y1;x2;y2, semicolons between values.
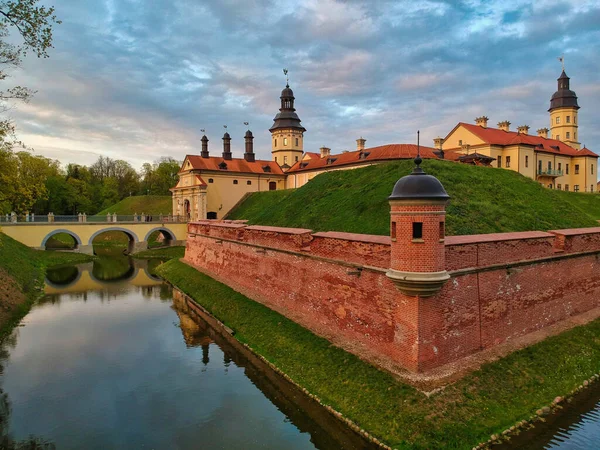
171;69;597;220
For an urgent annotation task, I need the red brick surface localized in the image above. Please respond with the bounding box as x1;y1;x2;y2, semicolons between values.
550;228;600;254
184;222;600;372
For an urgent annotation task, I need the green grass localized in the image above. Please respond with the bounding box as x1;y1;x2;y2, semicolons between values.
132;246;185;259
0;232;93;338
228;160;600;235
158;259;600;449
97;195;172;215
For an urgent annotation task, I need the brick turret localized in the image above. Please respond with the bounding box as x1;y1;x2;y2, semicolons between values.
386;153;450;297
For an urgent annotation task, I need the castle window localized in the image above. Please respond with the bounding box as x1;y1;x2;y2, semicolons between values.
566;164;569;175
498;156;502;168
233;180;238;185
412;222;423;240
284;156;288;164
458;140;462;146
439;222;445;240
538;160;542;174
566;116;571;123
557;184;562;190
391;222;397;240
574;131;577;140
296;138;299;146
506;156;511;168
275;139;277;147
558;163;562;172
574;116;577;124
275;156;278;163
575;164;580;175
525;155;529;167
262;165;271;173
208;178;214;183
574;185;580;192
566;132;571;139
218;162;228;170
556;135;560;140
592;165;594;175
247;180;252;185
295;156;299;162
284;138;288;146
548;161;552;172
556;117;560;124
565;184;570;191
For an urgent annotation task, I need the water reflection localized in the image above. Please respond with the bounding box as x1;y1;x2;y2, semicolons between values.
0;260;376;449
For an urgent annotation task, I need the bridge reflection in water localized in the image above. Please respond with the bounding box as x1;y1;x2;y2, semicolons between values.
44;257;163;295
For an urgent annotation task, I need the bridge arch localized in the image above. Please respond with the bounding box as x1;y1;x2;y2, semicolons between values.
144;227;176;246
41;229;82;250
88;227;140;254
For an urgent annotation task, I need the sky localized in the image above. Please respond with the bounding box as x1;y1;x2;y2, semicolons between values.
5;0;600;169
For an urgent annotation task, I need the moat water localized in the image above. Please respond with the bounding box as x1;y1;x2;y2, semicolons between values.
0;254;599;449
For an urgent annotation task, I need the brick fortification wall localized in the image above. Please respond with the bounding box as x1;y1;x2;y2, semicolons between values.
184;221;600;373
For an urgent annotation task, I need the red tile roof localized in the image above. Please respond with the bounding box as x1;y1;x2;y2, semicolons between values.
182;155;285;175
287;144;443;173
453;122;598;158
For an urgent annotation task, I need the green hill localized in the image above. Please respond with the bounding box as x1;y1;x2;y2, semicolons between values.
227;160;600;236
97;195;172;215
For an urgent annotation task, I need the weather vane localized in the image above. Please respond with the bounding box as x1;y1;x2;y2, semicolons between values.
558;54;565;71
223;125;227;130
200;128;205;133
283;68;289;86
244;121;249;127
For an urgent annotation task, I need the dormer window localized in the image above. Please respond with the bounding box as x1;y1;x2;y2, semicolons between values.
219;162;228;170
359;151;370;160
326;158;337;165
262;165;271;173
300;162;309;169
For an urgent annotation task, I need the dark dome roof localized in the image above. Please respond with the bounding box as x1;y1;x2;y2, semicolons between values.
281;84;294;98
201;135;208;141
222;132;231;139
389;160;450;201
245;130;253;138
549;70;579;111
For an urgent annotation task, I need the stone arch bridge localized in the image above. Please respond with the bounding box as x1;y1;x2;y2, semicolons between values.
0;221;187;254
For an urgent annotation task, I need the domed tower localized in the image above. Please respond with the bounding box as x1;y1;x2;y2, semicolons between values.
549;70;580;149
270;81;306;169
386;154;450;297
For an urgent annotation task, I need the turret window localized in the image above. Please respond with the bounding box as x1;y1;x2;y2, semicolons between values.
556;117;560;124
566;116;571;123
566;132;570;139
284;156;288;164
296;138;299;146
592;165;594;175
284;138;288;146
275;139;277;147
412;222;423;240
439;222;445;240
556;135;560;140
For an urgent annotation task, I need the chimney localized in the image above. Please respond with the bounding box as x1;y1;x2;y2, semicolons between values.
320;146;331;158
244;130;255;162
433;137;445;159
497;121;511;132
222;132;232;160
517;125;530;135
537;127;549;138
201;135;209;158
475;116;489;127
356;137;366;151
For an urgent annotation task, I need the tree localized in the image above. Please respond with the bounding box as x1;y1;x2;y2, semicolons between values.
0;1;60;147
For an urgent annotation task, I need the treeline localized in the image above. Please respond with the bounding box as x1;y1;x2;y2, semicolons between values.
0;150;180;215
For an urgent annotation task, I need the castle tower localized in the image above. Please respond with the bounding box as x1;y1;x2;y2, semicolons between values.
386;154;450;297
549;70;580;149
270;82;305;169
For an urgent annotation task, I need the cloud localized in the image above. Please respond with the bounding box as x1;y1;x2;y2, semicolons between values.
0;0;597;170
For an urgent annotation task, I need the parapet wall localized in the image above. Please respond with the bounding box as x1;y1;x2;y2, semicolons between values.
184;221;600;373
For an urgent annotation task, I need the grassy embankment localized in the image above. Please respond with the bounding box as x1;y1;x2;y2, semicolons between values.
158;259;600;449
228;159;600;235
97;195;172;215
132;246;185;259
0;232;93;338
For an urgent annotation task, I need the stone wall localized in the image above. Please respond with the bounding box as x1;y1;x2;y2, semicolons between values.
184;221;600;372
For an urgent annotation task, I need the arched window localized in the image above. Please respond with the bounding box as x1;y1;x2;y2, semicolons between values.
283;138;288;146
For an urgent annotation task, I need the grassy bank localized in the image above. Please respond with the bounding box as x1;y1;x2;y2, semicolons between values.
228;160;600;235
132;246;185;259
97;195;172;215
157;259;600;449
0;232;93;338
